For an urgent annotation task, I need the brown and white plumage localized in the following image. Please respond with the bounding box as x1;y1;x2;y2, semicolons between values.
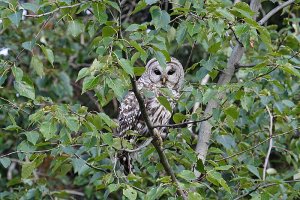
117;57;184;137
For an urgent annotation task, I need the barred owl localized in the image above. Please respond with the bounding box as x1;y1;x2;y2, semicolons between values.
117;57;184;137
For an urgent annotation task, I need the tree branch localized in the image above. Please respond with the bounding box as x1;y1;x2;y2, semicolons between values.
74;154;107;173
153;115;212;128
214;128;299;162
263;105;273;181
121;138;153;153
129;77;187;199
258;0;295;25
195;0;261;169
234;179;300;200
25;3;84;18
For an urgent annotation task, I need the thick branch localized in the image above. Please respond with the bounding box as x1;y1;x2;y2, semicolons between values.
195;0;261;167
129;77;187;199
258;0;295;25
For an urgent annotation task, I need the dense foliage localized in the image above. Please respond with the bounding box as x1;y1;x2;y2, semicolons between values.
0;0;299;199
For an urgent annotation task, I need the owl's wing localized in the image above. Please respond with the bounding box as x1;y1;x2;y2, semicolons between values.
117;91;141;137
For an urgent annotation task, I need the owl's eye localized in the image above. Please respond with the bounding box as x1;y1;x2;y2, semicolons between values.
167;69;175;75
154;69;161;75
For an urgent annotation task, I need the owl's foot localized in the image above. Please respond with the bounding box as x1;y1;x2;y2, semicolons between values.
153;128;163;147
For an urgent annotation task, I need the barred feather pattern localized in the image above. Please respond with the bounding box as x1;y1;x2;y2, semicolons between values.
116;57;184;174
117;81;179;137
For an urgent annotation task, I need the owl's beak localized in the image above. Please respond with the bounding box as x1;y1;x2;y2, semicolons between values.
162;76;167;84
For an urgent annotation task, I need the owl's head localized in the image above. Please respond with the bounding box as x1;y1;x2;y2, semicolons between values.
144;57;184;90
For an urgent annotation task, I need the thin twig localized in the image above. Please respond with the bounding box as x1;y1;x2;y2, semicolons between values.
185;42;196;69
263;105;273;180
234;179;300;200
25;3;83;18
251;65;279;81
122;138;153;153
131;185;147;194
215;128;299;162
229;26;243;47
0;149;55;159
258;0;295;25
153;115;212;128
74;154;107;173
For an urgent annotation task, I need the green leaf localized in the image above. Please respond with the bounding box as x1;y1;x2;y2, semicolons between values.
247;165;261;179
178;170;197;181
106;1;120;12
101;132;113;146
131;1;147;15
282;99;295;107
22;40;36;51
98;113;118;128
146;0;158;5
215;165;233;171
202;89;217;104
107;183;120;193
106;78;124;100
102;26;117;37
125;24;140;32
188;192;204;200
196;159;205;173
92;3;108;24
12;66;23;82
24;131;39;145
22;3;40;13
82;75;100;93
130;40;147;56
176;22;187;44
65;117;80;132
207;170;231;193
134;67;145;76
39;120;57;141
41;46;54;66
123;187;137;200
22;162;35;179
157;96;172;112
90;59;104;71
0;158;11;168
72;158;87;175
14;81;35;100
154;51;167;69
216;8;235;21
216;135;236;150
281;63;300;78
257;27;272;51
208;42;221;53
67;20;85;37
150;6;170;31
119;58;134;76
284;35;299;51
30;56;44;77
8;11;22;27
173;113;187;123
76;68;90;81
224;106;239;120
231;2;256;19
